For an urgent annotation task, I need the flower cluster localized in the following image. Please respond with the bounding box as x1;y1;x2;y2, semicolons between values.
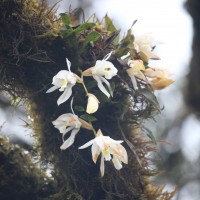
47;52;128;176
46;33;174;176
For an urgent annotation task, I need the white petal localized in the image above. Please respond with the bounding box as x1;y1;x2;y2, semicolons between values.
52;113;73;125
66;58;71;72
99;76;113;97
104;153;112;161
79;139;95;149
54;70;69;80
95;133;107;150
57;84;73;105
100;155;105;177
91;142;100;163
46;85;59;93
109;138;123;144
120;145;128;164
112;156;122;170
60;128;80;150
103;51;112;60
93;75;110;98
61;126;73;138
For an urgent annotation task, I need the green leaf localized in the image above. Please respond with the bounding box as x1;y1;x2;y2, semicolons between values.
120;29;134;48
104;15;117;33
81;31;101;50
60;13;71;26
80;114;97;122
74;105;85;112
115;29;134;57
142;126;156;144
74;23;96;35
137;88;160;110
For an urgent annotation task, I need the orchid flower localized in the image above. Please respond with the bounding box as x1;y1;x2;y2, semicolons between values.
52;99;92;150
144;67;174;90
79;129;128;177
53;113;82;150
126;60;146;90
46;58;81;105
134;34;160;62
86;93;100;114
82;52;118;98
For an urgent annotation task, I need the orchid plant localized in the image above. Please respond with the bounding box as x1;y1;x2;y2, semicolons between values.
46;15;174;177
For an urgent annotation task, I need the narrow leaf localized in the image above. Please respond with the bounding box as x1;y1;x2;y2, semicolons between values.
81;31;101;50
80;114;97;122
74;105;85;112
104;15;117;33
137;88;160;110
60;13;71;26
142;126;157;144
74;23;96;35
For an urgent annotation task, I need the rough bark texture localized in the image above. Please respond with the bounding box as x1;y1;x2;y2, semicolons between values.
0;0;176;199
186;0;200;113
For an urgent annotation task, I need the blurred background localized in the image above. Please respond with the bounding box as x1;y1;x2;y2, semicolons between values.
1;0;200;199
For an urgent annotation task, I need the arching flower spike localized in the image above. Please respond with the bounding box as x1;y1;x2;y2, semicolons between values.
46;58;81;105
82;52;118;98
79;129;128;177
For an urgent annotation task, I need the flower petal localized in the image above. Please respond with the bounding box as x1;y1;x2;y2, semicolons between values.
93;75;110;98
103;51;112;61
60;128;80;150
46;85;59;93
61;126;73;138
112;156;122;170
57;84;73;105
99;76;113;97
79;139;95;149
66;58;71;72
91;142;100;163
52;113;74;125
100;155;105;177
120;145;128;164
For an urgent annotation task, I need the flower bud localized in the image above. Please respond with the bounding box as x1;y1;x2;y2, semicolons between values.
86;93;100;114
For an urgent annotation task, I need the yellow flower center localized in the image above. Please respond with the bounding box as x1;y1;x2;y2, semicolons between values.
104;67;111;71
61;80;68;89
102;149;110;156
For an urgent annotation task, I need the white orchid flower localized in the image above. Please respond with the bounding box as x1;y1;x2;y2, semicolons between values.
79;129;128;177
134;34;160;62
52;99;93;150
53;113;81;150
144;67;174;90
86;93;100;114
82;52;118;98
126;60;146;90
46;58;81;105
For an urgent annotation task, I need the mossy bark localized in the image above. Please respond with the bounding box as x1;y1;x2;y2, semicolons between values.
0;0;175;199
186;0;200;113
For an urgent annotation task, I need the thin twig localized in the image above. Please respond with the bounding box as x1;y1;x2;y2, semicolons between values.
117;119;142;167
